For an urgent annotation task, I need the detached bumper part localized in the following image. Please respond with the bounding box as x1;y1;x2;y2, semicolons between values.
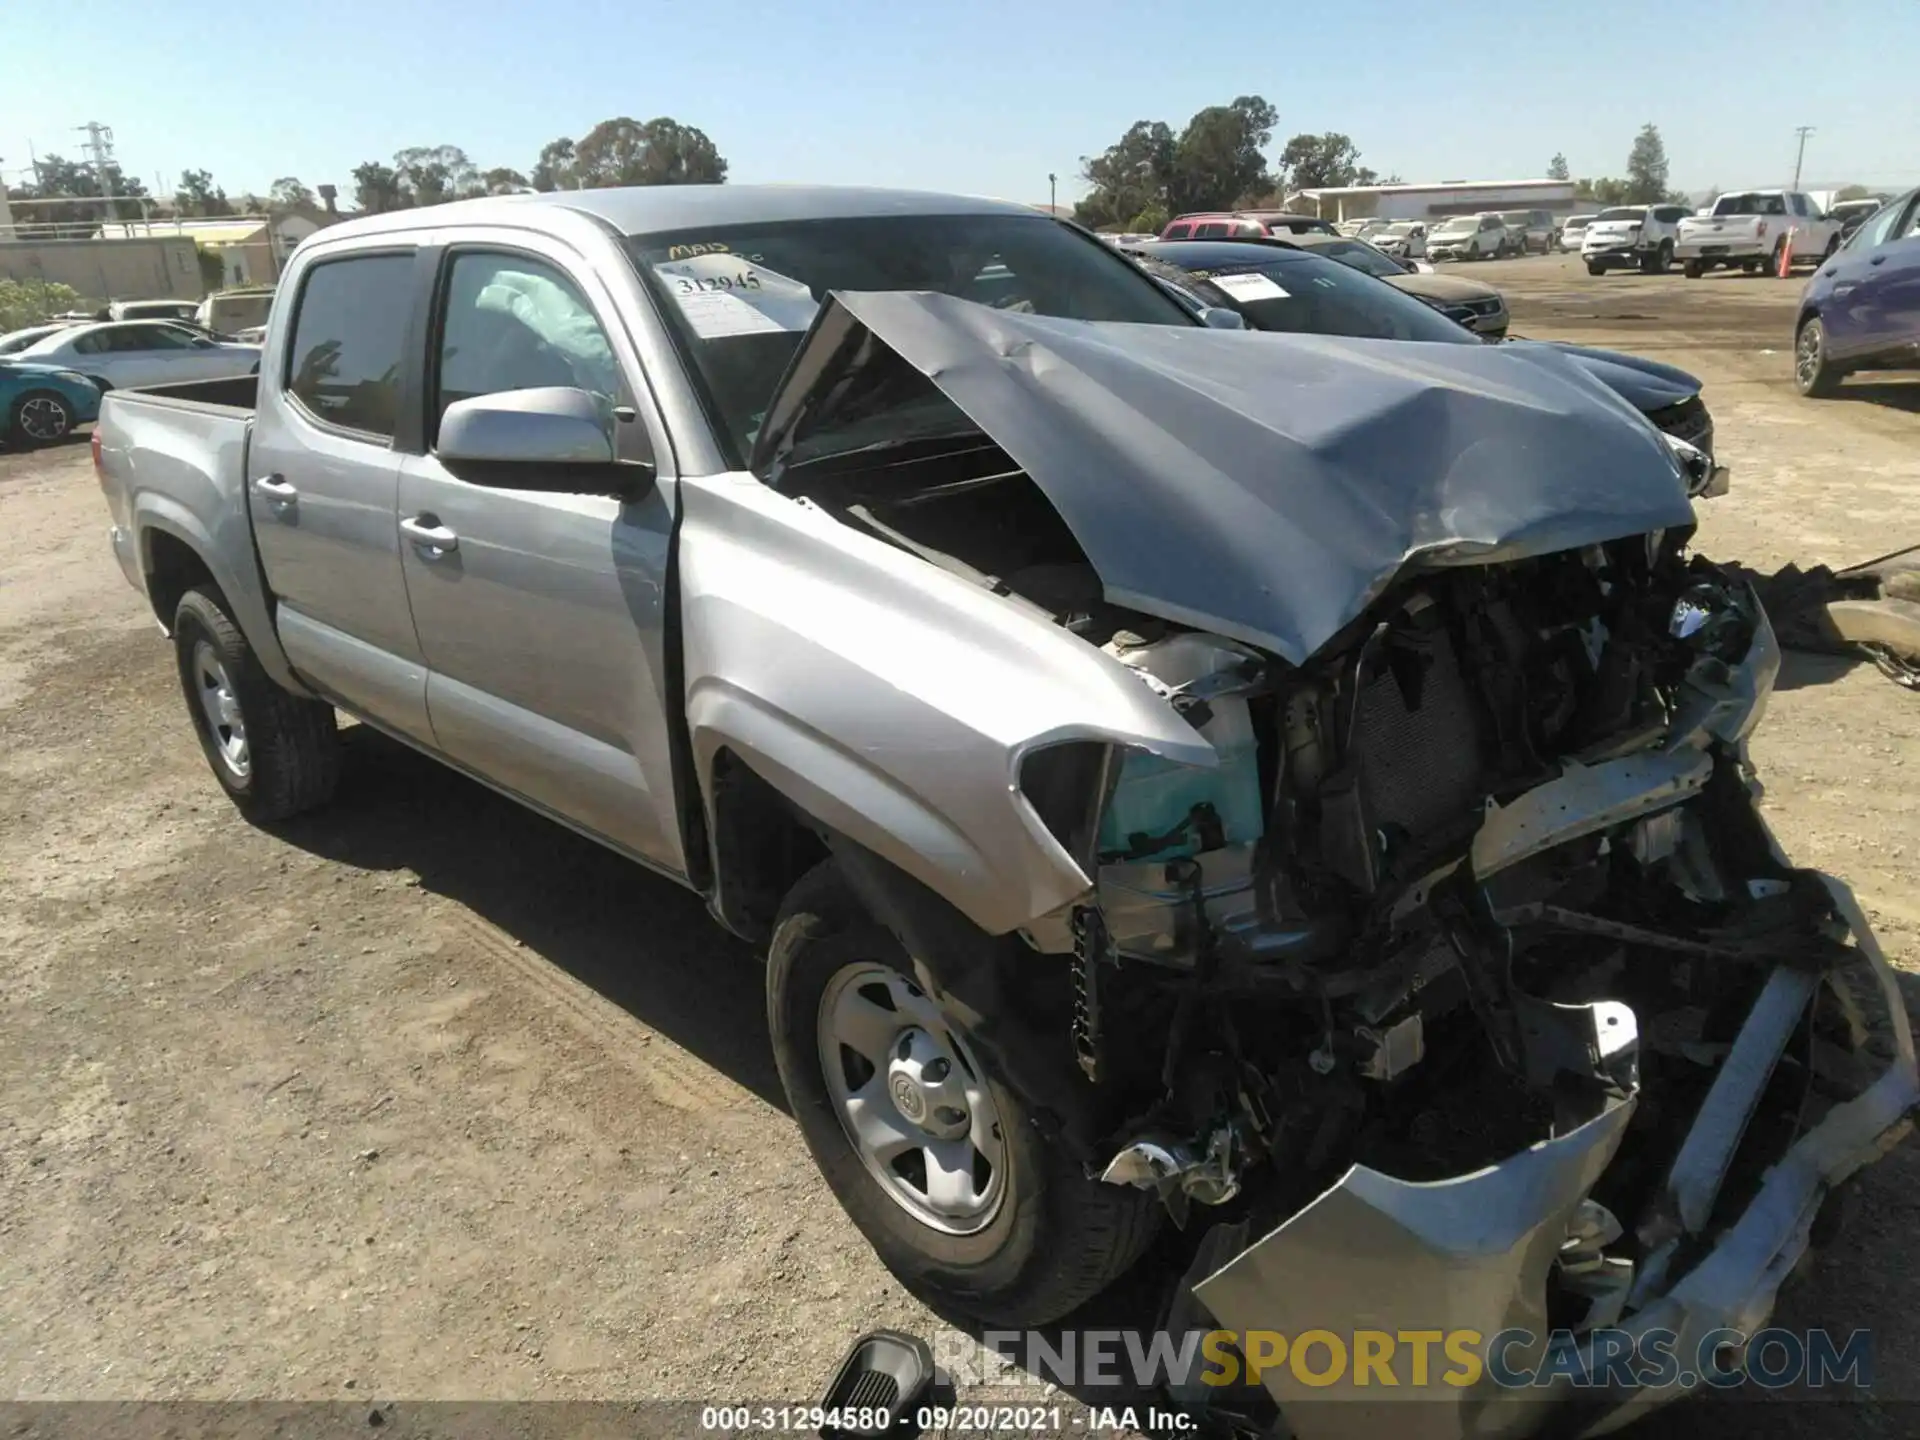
1187;877;1917;1440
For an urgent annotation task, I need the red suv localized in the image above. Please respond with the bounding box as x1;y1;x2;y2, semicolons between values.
1159;211;1339;240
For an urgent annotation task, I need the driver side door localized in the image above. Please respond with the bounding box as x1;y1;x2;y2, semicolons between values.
395;236;687;875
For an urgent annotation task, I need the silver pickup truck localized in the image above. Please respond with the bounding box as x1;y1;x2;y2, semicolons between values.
95;185;1913;1438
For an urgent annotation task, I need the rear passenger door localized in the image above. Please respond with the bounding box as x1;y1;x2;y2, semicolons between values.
394;238;686;875
249;249;432;740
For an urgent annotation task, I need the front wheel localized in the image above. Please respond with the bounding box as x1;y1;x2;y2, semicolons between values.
8;390;75;446
1683;260;1705;279
767;862;1159;1327
1795;316;1844;398
1586;261;1606;276
173;586;341;821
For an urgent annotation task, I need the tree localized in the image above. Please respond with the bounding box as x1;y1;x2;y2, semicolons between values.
1278;131;1364;191
0;278;83;331
268;177;316;213
1576;176;1631;206
1548;153;1570;181
393;145;481;206
1624;124;1670;205
1077;120;1177;229
1171;96;1277;212
6;153;150;234
481;166;531;194
174;169;235;217
570;117;728;187
531;138;579;191
1078;97;1282;224
351;161;409;213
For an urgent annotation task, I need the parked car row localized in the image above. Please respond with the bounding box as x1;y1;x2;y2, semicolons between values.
0;319;263;445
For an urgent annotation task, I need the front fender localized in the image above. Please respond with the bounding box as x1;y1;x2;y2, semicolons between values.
678;474;1216;940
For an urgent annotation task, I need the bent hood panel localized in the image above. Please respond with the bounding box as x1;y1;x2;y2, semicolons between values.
758;291;1695;666
1532;342;1701;412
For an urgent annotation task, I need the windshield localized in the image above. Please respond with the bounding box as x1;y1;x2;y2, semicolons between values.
1498;212;1532;226
1169;252;1476;345
1712;193;1787;216
1433;218;1476;235
1384;222;1418;235
627;213;1192;463
1565;215;1595;228
1595;208;1643;222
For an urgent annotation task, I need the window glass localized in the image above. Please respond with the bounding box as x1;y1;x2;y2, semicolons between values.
1162;222;1192;239
1848;198;1909;252
1195;222;1228;238
285;254;414;438
436;252;619;426
1171;253;1478;345
71;331;106;355
1790;194;1809;217
1899;197;1920;241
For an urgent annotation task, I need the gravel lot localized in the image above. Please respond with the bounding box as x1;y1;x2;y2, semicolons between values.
3;252;1919;1437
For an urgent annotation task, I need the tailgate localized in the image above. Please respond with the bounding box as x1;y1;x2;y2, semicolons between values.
1681;215;1764;244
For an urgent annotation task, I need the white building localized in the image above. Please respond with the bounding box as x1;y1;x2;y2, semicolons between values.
1289;179;1580;224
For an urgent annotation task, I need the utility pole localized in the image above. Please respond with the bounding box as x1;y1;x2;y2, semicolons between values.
1049;172;1057;215
1791;125;1815;191
76;120;118;204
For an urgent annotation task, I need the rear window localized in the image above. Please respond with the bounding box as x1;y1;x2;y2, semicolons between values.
1162;222;1194;239
1596;208;1643;222
284;253;415;439
1712;193;1787;216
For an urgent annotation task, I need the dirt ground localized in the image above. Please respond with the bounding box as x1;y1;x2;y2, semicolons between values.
4;253;1920;1438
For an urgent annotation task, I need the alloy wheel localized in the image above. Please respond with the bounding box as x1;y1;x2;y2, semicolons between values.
191;640;251;780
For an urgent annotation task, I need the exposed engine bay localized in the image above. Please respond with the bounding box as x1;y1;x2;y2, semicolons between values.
759;291;1916;1437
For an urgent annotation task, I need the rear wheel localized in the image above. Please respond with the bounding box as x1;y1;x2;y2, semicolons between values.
1795;316;1843;399
173;586;341;821
1769;239;1791;277
767;861;1159;1327
7;390;74;446
1586;261;1606;277
1683;260;1705;279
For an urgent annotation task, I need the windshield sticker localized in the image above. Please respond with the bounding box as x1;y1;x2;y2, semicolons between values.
1209;272;1289;302
652;253;819;339
666;241;732;261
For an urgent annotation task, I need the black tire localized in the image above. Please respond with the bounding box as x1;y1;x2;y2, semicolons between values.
1683;260;1704;279
1795;316;1844;399
8;390;75;446
1768;239;1790;277
1743;259;1763;275
173;585;340;821
767;861;1159;1327
1586;261;1605;277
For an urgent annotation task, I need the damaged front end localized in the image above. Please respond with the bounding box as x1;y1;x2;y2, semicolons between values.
1076;550;1915;1437
750;292;1915;1437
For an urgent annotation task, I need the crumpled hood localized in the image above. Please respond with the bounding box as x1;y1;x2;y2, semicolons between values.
755;291;1696;666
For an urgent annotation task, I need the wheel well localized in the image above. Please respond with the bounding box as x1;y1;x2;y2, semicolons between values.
706;748;829;943
143;529;217;632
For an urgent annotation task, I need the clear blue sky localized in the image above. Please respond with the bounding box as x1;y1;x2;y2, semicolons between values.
4;0;1915;205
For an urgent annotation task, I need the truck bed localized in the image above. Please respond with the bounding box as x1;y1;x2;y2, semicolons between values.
95;372;307;695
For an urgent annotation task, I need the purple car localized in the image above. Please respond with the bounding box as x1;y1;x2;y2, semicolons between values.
1795;185;1920;397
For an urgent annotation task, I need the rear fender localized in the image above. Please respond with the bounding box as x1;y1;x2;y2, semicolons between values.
134;492;307;696
677;474;1216;940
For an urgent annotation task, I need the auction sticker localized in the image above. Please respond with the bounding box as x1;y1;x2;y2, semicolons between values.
1208;271;1288;301
652;253;819;338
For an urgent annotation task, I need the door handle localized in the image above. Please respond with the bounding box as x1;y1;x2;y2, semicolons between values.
400;515;459;556
1870;254;1888;266
251;474;297;504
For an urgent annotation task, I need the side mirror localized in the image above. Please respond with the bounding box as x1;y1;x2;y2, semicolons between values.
438;386;651;498
1198;305;1247;330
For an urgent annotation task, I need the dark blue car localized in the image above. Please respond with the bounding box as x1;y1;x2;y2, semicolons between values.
1795;186;1920;397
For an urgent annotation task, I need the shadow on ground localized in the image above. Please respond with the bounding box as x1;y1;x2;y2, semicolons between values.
274;723;786;1110
1834;378;1920;416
